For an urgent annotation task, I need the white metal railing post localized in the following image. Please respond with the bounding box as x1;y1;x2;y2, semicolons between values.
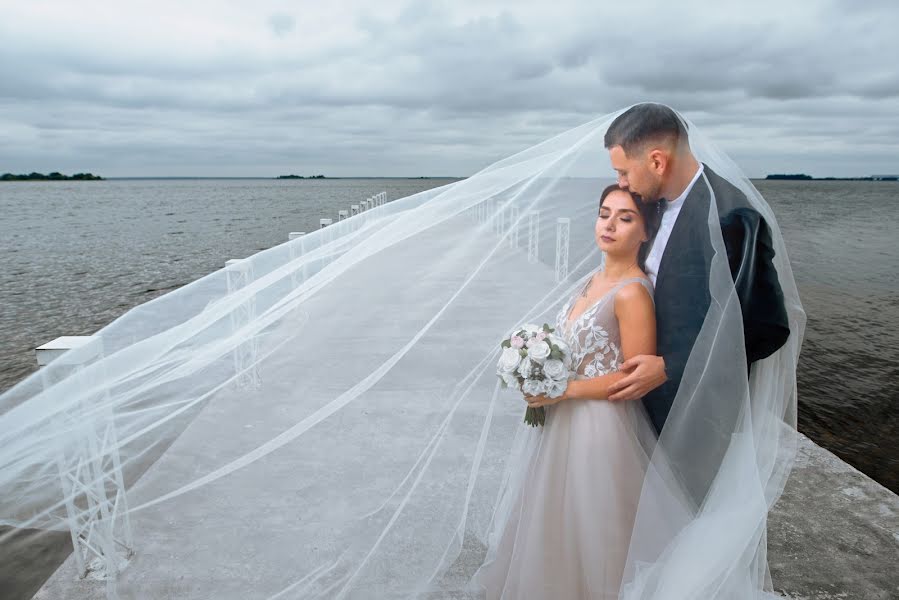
527;210;540;264
555;217;570;282
225;260;260;390
509;206;519;249
288;232;306;287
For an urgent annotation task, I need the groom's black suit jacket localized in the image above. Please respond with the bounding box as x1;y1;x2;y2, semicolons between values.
642;165;791;434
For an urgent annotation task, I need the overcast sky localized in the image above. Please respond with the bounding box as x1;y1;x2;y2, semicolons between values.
1;0;897;178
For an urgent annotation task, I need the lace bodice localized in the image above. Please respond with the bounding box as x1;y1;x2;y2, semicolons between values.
554;274;654;379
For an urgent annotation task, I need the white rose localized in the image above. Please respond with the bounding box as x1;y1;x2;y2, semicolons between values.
522;378;546;396
546;378;568;398
542;359;567;381
501;372;520;390
527;341;551;363
517;356;535;379
497;347;522;374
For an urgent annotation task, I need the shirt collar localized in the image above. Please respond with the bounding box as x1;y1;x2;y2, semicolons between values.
666;163;704;211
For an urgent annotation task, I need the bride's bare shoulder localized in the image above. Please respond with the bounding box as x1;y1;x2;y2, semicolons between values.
613;279;654;312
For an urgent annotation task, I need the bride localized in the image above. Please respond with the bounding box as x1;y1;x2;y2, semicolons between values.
473;184;662;599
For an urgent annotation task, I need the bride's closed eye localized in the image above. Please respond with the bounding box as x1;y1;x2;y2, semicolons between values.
599;212;633;223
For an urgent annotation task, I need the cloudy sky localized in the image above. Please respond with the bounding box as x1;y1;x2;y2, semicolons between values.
1;0;897;178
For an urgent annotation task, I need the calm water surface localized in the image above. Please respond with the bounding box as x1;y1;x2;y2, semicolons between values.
1;178;896;491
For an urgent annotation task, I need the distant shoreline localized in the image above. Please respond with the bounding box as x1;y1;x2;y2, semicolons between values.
764;173;898;181
1;172;103;181
4;174;895;182
103;176;464;181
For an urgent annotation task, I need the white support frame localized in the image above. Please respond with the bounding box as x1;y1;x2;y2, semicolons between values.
44;336;133;591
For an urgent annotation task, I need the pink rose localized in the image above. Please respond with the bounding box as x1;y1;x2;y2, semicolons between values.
536;331;547;341
510;335;524;349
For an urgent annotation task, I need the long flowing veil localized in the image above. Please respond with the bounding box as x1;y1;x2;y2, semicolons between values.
0;105;804;599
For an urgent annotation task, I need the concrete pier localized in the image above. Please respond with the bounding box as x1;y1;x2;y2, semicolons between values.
768;433;899;599
27;430;898;599
13;193;899;599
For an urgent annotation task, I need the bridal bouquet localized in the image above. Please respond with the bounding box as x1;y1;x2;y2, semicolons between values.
496;323;573;427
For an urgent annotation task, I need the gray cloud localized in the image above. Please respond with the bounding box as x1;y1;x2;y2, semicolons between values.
0;0;897;177
267;13;296;37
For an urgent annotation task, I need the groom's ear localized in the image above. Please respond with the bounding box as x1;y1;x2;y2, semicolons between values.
647;148;669;175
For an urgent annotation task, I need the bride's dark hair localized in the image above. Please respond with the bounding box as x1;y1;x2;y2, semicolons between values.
598;184;661;273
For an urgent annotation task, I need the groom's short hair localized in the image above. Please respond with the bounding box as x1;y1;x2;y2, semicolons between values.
604;103;689;157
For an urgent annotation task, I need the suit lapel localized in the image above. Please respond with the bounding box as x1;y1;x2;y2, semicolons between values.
654;169;711;293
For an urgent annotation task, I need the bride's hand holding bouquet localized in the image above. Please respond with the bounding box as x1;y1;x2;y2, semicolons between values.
496;323;574;426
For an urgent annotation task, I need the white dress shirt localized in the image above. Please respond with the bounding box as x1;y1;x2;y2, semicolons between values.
644;164;704;285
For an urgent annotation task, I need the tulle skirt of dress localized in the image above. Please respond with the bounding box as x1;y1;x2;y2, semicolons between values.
473;383;660;600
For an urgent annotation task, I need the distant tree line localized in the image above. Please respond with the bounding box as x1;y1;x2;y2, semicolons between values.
765;174;813;180
765;173;897;181
277;174;326;179
1;171;103;181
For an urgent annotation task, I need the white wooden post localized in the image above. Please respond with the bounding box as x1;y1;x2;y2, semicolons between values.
338;210;348;221
351;204;360;216
320;218;332;229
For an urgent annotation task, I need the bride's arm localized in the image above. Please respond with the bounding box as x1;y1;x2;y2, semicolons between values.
564;282;656;401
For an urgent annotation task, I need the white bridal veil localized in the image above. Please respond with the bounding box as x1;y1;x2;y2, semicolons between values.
0;106;804;599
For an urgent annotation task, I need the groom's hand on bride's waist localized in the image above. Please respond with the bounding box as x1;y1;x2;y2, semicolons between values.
608;355;667;402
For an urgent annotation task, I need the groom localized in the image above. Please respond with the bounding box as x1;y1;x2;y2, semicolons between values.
604;103;790;434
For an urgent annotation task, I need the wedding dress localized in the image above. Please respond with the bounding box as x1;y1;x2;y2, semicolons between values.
473;275;661;599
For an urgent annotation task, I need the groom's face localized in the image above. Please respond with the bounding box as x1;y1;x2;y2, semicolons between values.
608;145;663;202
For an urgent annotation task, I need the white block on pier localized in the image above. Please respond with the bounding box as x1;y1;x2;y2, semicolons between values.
35;336;97;367
288;232;306;240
